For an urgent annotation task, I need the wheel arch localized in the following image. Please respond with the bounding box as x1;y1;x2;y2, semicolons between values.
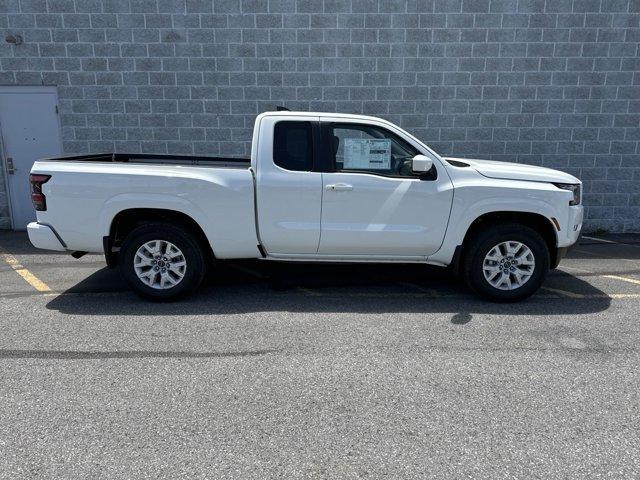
452;211;558;275
104;208;215;268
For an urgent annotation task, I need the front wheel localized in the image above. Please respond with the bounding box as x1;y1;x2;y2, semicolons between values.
462;223;550;302
119;223;206;301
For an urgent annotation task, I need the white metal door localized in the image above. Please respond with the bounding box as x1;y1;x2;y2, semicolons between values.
319;172;453;256
317;117;454;257
0;86;62;230
255;114;322;254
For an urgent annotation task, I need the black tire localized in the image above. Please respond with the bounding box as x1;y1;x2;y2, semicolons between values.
461;223;550;302
118;222;206;301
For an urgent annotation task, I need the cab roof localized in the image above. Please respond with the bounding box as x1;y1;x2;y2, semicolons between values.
257;110;388;124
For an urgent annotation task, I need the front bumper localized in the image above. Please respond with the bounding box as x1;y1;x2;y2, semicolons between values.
558;205;583;248
552;205;583;268
27;222;66;251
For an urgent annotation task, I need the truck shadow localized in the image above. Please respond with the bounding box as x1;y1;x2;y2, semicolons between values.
46;260;611;316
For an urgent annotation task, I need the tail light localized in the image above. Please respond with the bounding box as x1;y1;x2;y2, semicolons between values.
29;174;51;211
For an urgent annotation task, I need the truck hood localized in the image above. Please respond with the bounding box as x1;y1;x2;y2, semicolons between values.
445;157;580;184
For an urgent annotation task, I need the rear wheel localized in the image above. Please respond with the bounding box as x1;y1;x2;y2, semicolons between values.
119;223;206;301
462;223;550;302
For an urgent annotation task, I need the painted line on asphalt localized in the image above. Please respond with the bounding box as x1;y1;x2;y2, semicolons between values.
541;286;585;299
398;281;442;297
562;262;640;287
608;293;640;299
296;287;322;297
297;290;639;300
293;288;638;300
574;248;640;268
581;235;640;248
581;235;618;244
0;249;52;293
0;288;639;301
603;274;640;286
560;265;594;274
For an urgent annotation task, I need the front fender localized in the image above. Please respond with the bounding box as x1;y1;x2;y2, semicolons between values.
428;180;563;266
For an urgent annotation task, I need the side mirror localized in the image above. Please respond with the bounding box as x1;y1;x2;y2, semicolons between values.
412;154;433;174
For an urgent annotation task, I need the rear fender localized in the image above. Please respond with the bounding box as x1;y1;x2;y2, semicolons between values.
99;193;215;251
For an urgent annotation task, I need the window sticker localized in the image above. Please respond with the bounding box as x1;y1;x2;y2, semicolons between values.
343;138;391;170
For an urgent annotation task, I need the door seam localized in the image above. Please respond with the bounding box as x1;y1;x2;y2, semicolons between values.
316;172;323;254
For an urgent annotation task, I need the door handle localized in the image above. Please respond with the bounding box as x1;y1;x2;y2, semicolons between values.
5;157;15;175
325;183;353;192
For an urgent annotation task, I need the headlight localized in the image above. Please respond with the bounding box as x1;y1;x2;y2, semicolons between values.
553;183;581;206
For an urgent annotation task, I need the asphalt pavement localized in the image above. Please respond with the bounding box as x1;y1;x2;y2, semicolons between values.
1;231;639;479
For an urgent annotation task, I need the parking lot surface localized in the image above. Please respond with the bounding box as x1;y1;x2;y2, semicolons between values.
1;231;639;479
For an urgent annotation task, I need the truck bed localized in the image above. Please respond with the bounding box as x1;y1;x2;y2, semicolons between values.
40;152;251;168
31;153;259;258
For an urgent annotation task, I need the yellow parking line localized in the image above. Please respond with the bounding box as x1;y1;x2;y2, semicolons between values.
0;286;638;301
581;235;617;244
399;281;442;297
541;286;585;299
575;248;640;267
0;250;51;292
293;289;622;300
603;274;640;286
562;264;640;287
297;287;322;296
559;265;592;274
608;293;640;299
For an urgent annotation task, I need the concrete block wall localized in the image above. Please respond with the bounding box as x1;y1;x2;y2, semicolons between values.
0;0;639;231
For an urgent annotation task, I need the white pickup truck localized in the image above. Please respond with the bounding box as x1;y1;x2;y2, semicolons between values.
28;110;583;302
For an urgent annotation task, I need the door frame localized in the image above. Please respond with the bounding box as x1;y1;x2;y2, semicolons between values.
0;85;62;230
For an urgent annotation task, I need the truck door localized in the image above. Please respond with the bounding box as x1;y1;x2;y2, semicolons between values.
255;115;322;254
317;119;453;257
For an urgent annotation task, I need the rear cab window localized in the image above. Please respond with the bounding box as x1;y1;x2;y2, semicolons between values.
273;121;313;172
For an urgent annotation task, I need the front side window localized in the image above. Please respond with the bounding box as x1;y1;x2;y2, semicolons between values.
273;121;313;172
328;123;421;177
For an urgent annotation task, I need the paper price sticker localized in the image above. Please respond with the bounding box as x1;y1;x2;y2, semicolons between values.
343;138;391;170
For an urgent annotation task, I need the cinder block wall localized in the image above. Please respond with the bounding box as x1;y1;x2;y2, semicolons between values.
0;0;639;231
